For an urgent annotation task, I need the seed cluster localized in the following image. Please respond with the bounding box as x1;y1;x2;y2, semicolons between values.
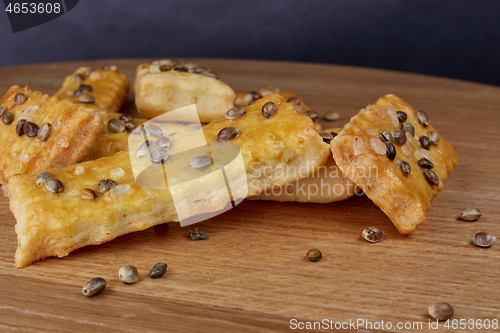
154;60;219;79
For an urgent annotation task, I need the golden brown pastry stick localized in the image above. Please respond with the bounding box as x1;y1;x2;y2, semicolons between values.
0;86;103;184
330;94;457;234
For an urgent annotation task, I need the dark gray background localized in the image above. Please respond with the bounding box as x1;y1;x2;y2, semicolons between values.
1;0;499;86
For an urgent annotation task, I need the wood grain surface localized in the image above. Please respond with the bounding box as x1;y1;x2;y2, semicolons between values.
0;59;499;333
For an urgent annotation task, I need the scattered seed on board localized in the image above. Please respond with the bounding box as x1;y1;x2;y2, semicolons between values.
417;109;429;127
37;123;52;142
428;302;454;320
460;208;482;222
319;132;333;143
2;112;14;124
217;127;240;141
36;172;53;186
189;229;208;240
189;155;212;169
400;122;415;137
420;135;431;150
107;118;126;133
473;232;495;248
380;131;393;144
398;160;412;176
428;130;440;145
23;121;39;137
98;179;117;193
155;136;171;149
81;188;97;200
302;111;318;121
73;73;85;84
261;102;277;118
362;227;384;243
423;169;439;186
396;111;407;123
386;142;396;160
78;94;95;104
225;107;246;120
0;105;4;116
146;124;163;137
150;146;170;163
417;157;434;169
392;130;407;145
45;178;64;193
324;112;340;121
16;119;26;136
149;262;168;279
306;249;322;262
82;277;107;297
118;265;140;284
13;92;26;105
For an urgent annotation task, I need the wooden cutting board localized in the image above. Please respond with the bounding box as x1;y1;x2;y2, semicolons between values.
0;59;499;333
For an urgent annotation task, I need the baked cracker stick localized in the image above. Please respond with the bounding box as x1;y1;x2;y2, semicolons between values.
0;86;103;184
330;94;457;234
9;93;329;267
54;66;130;114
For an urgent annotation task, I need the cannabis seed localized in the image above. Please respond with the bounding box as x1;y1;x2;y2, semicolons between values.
78;94;95;104
217;127;240;141
417;158;434;169
460;208;482;222
400;122;415;137
386;142;396;160
45;178;64;193
149;262;168;279
82;277;106;297
37;123;52;142
330;132;338;138
190;66;204;74
118;265;139;284
124;121;136;131
102;64;118;71
78;84;93;93
250;91;260;100
2;112;14;124
146;124;163;137
423;169;439;186
150;146;170;163
306;249;322;262
362;227;384;243
36;172;53;186
396;111;407;123
473;232;496;248
189;229;208;240
380;131;393;144
302;111;318;121
189;155;212;169
392;130;407;145
136;141;151;158
420;136;431;150
399;160;411;176
13;92;26;105
261;102;277;118
98;179;117;193
417;109;429;127
16;119;26;136
107;118;126;133
204;70;219;79
319;132;333;143
159;64;173;72
119;114;133;122
155;136;171;149
428;131;440;145
428;302;454;320
173;66;188;72
81;188;97;200
23;121;39;137
324;112;340;121
73;73;85;83
225;107;246;120
287;97;300;106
